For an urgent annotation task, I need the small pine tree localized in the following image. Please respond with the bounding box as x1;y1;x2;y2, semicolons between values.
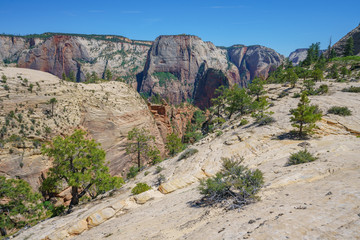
344;37;354;57
105;69;112;81
225;85;252;119
248;77;265;101
290;92;322;137
126;127;160;169
165;132;184;156
285;68;298;88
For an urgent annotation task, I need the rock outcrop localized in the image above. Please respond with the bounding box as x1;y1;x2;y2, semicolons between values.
139;36;283;107
228;45;284;82
0;67;164;190
288;48;308;65
0;34;151;88
330;24;360;57
139;35;242;105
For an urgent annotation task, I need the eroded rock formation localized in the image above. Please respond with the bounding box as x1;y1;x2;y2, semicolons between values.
330;24;360;57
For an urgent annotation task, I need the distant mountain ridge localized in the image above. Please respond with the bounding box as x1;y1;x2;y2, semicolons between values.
0;33;284;107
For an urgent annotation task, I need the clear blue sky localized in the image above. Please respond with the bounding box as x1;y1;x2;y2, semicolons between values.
0;0;359;56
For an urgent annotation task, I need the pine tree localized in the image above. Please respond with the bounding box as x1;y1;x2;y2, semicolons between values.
165;132;184;156
344;37;354;56
41;130;123;212
126;127;160;169
285;68;298;88
290;92;322;137
225;85;252;119
0;177;45;236
248;77;265;101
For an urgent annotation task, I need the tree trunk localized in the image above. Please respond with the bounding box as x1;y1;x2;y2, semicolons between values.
68;186;79;213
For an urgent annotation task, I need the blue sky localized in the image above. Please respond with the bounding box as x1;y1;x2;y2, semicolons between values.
0;0;359;56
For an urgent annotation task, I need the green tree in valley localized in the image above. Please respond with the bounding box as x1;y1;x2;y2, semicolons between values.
68;71;76;82
41;130;123;212
290;92;322;137
344;37;354;56
126;127;160;169
165;132;184;156
0;176;45;237
105;69;113;81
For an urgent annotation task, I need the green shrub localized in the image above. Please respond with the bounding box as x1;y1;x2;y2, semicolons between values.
342;86;360;93
316;84;328;95
178;148;198;161
155;166;164;174
278;90;289;98
287;149;317;166
131;182;151;195
215;130;223;136
199;158;264;209
127;166;140;179
255;114;275;126
239;119;249;126
328;106;352;116
292;92;301;98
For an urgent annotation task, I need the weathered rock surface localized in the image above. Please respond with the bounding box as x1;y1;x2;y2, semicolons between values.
0;67;165;190
228;45;284;82
14;80;360;240
330;24;360;57
288;48;308;65
0;34;151;87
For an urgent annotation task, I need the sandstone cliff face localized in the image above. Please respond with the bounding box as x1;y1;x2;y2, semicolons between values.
139;35;242;105
228;45;284;82
193;67;229;109
330;24;360;57
0;67;164;190
288;48;308;65
1;34;151;88
0;36;29;63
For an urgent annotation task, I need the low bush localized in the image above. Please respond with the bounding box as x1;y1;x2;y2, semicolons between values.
255;115;275;126
342;86;360;93
316;84;329;95
198;158;264;209
239;119;249;126
127;166;140;179
292;92;301;98
131;182;151;195
286;149;317;166
178;148;198;161
155;166;164;174
328;106;352;116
